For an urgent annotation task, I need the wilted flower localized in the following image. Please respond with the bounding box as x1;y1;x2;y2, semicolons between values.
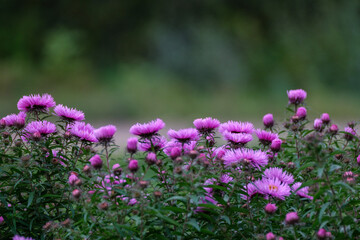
287;89;307;105
255;129;278;146
95;125;117;143
17;93;56;113
193;117;220;134
89;155;103;169
285;211;299;225
54;104;85;122
68;121;98;142
223;148;268;170
263;113;274;128
129;118;165;138
168;128;199;143
219;121;254;134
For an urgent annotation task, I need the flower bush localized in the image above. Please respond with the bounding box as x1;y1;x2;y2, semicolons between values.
0;90;359;239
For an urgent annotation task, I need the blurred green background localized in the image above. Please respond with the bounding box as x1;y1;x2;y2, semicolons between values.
1;0;360;125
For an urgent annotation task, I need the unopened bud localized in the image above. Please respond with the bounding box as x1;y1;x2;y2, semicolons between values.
83;165;91;173
72;189;81;199
99;202;109;210
32;132;41;141
154;191;162;198
21;155;31;162
2;132;10;138
189;150;198;159
61;218;71;227
139;180;149;189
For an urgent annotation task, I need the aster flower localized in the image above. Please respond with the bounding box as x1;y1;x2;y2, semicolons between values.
138;136;167;152
264;203;277;214
17;93;55;113
2;112;26;128
285;212;299;225
68;122;98;142
126;137;138;154
321;113;330;124
54;104;85;122
163;139;196;156
263;167;294;184
23;120;56;139
255;129;278;146
219;121;254;134
13;236;35;240
223;148;268;170
314;119;323;131
344;126;357;141
292;182;313;200
296;107;307;120
287;89;307;105
89;154;103;169
263;113;274;128
168;128;199;143
129;118;165;138
270;138;282;152
222;131;253;146
95;125;117;143
193;117;220;134
204;178;217;194
220;173;234;184
243;180;263;200
256;178;291;200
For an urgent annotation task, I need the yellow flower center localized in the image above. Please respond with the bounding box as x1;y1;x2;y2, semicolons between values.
269;184;278;191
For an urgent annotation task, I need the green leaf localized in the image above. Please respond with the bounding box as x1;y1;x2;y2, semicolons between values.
319;202;330;222
329;164;341;173
186;219;200;231
27;192;35;207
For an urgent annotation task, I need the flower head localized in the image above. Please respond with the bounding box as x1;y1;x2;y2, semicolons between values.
54;104;85;122
263;113;274;128
128;159;139;172
219;121;254;134
68;122;98;142
344;126;357;141
2;112;26;128
168;128;199;143
321;113;330;124
263;167;294;184
95;125;117;143
89;155;103;169
265;203;277;214
296;107;307;119
129;118;165;138
266;232;276;240
317;228;326;239
17;93;55;113
287;89;307;105
164;140;197;156
223;148;268;170
126;137;138;154
138;136;167;152
193;117;220;134
13;236;35;240
292;182;313;200
314;119;323;131
285;211;299;225
255;129;278;146
270;138;282;152
222;131;253;145
23;120;56;140
256;178;291;200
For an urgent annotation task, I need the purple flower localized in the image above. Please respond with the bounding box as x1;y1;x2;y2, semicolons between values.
292;182;313;200
314;118;323;131
296;107;307;120
263;113;274;128
146;152;157;165
255;129;278;146
54;104;85;122
222;131;253;145
17;93;56;113
164;140;196;156
129;118;165;138
330;124;338;134
321;113;330;124
138;136;167;152
95;125;117;143
285;211;299;225
344;126;357;141
223;148;268;170
220;173;233;184
128;198;138;206
256;178;291;200
0;216;4;224
13;235;35;240
317;228;326;239
219;121;254;134
2;112;26;128
128;159;139;172
266;232;276;240
89;154;103;169
69;173;79;186
23;120;56;139
357;154;360;165
263;167;294;184
168;128;199;143
287;89;307;105
264;203;277;214
193;117;220;134
270;138;282;152
126;137;138;154
69;122;98;142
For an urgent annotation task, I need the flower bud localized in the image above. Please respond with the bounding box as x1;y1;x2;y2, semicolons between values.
321;113;330;124
43;221;53;230
128;198;137;206
72;189;81;199
126;137;138;154
317;228;326;239
89;154;103;169
357;155;360;165
32;132;41;141
189;150;198;159
170;147;181;160
325;231;332;238
112;163;122;176
64;131;71;139
83;165;91;173
296;107;307;120
314;119;323;132
263;113;274;128
154;191;162;198
330;124;338;135
285;212;299;225
68;174;79;186
264;203;277;214
75;179;82;186
99;202;109;210
0;119;5;129
174;166;183;175
128;159;139;173
15;139;22;147
61;218;71;227
21;155;31;162
266;232;276;240
139;180;149;189
145;152;157;165
2;131;10;138
270;138;282;152
0;216;4;225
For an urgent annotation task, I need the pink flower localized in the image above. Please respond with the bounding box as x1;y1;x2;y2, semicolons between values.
287;89;307;105
69;173;79;186
129;118;165;138
89;155;103;169
263;167;294;184
128;198;138;206
223;148;268;170
164;140;196;156
263;113;274;128
95;125;117;143
54;104;84;122
68;122;98;142
255;129;278;146
138;136;167;152
321;113;330;124
270;138;282;152
314;119;323;131
317;228;327;239
219;121;254;134
193;117;220;134
266;232;276;240
23;120;56;139
168;128;199;143
0;216;4;224
285;211;299;224
220;173;233;184
146;152;157;165
128;159;139;172
170;147;181;160
222;131;253;145
357;155;360;165
256;178;291;200
17;93;56;113
296;107;307;119
344;127;357;141
243;180;263;199
13;236;35;240
126;137;138;154
264;203;277;214
2;112;26;128
330;124;338;134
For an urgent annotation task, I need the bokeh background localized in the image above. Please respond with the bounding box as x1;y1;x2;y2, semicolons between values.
1;0;360;133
